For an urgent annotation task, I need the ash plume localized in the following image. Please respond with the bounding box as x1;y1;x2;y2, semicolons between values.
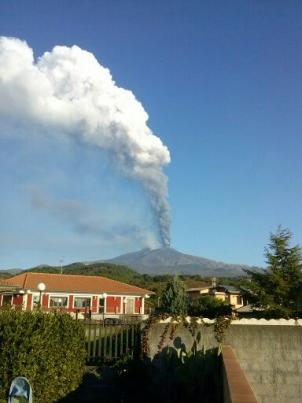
0;37;171;246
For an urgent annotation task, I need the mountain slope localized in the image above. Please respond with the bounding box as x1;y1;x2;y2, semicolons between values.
108;247;259;277
1;248;260;279
27;262;143;284
0;268;22;278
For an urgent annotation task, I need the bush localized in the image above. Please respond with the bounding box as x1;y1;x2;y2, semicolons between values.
188;295;232;318
0;309;86;402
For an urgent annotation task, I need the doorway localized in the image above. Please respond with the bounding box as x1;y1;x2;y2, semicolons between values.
125;298;134;314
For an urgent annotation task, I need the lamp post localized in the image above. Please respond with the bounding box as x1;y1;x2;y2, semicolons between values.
37;282;46;309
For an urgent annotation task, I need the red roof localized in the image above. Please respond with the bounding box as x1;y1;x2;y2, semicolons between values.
5;272;153;296
0;279;9;286
0;278;19;291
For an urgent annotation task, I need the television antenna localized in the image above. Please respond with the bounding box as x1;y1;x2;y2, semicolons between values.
60;258;64;274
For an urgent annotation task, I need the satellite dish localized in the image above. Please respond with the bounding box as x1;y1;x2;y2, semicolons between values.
8;377;32;403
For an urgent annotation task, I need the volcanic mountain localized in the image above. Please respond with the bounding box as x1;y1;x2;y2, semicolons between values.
107;247;259;277
3;248;259;278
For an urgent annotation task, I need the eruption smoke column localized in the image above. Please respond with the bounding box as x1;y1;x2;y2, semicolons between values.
0;37;171;246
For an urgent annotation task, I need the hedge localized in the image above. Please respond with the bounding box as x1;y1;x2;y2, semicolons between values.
0;309;86;402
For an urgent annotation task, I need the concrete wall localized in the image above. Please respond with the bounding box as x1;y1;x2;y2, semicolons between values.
225;324;302;403
146;319;302;403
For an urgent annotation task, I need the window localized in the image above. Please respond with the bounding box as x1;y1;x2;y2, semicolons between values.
74;297;91;308
33;295;40;307
50;296;68;307
99;298;105;314
2;294;12;305
236;296;242;305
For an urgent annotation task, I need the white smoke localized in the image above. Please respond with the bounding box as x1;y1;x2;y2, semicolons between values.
0;37;171;246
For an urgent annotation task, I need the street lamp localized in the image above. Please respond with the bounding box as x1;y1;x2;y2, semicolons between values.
37;282;46;309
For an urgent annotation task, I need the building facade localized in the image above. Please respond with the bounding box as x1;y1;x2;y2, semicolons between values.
186;281;245;310
0;272;153;319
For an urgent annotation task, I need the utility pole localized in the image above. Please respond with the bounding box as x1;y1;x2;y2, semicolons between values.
60;258;63;274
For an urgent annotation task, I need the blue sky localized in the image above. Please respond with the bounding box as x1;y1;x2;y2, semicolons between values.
1;0;302;269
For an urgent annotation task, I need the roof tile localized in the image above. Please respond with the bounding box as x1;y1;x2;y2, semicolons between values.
5;272;153;296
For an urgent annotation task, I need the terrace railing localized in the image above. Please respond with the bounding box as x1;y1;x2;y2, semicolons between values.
85;321;141;364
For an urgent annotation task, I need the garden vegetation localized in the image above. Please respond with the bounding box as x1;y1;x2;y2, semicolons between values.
0;310;86;402
245;227;302;318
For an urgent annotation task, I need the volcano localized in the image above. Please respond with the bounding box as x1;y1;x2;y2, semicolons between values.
107;247;259;277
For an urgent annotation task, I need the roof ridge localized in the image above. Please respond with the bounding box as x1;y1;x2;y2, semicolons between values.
24;272;28;288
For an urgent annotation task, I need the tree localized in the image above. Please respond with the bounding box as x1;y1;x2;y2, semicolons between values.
160;275;188;315
246;227;302;318
188;295;232;318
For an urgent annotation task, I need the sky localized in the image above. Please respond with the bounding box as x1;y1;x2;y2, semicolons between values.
0;0;302;269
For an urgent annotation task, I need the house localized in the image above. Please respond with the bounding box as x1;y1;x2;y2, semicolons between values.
0;272;154;319
212;285;244;310
186;279;245;310
0;278;20;304
0;278;15;291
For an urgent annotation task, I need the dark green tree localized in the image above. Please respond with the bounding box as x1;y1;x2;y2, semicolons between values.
188;295;232;318
246;227;302;318
160;275;188;315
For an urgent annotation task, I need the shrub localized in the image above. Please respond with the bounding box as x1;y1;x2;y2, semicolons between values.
0;309;86;402
188;295;232;318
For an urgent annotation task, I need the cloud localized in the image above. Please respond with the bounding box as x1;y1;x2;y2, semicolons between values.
25;186;160;249
0;36;171;246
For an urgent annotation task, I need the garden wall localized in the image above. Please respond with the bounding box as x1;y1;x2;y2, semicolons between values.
146;319;302;403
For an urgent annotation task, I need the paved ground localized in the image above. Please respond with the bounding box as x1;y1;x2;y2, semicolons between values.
58;367;120;403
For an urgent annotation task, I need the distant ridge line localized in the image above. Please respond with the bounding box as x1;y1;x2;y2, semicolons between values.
106;247;261;277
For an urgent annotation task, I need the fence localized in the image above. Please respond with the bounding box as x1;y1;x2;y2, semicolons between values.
85;322;141;363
